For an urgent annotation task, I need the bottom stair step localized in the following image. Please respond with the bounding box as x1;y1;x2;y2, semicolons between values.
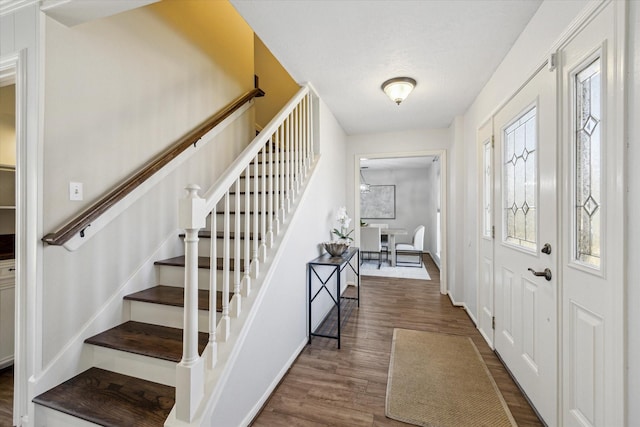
33;367;174;427
85;321;208;363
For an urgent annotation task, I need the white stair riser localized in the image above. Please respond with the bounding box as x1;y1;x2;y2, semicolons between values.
216;193;284;212
195;237;259;258
89;345;177;387
157;265;247;290
35;405;101;427
211;213;275;233
248;161;303;175
235;175;302;192
129;300;213;332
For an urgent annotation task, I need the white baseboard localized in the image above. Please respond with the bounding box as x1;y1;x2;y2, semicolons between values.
447;291;477;326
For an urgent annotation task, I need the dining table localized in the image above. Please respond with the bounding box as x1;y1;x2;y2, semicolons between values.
381;228;408;267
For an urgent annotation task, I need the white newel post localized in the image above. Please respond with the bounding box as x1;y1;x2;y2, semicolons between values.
176;184;206;422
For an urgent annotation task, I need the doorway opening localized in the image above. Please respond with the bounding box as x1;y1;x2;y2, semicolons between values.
354;151;447;294
0;61;16;427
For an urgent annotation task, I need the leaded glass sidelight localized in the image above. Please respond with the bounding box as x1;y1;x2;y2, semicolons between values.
503;107;537;250
575;58;601;268
483;140;492;237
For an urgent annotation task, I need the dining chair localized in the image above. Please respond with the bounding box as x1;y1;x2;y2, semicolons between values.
360;226;383;268
368;223;389;260
396;225;425;267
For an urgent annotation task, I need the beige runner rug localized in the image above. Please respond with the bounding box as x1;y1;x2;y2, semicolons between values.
386;329;517;427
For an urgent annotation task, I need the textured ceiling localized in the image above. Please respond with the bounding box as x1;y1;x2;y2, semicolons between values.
231;0;542;135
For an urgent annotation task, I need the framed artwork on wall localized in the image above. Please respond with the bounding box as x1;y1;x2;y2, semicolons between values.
361;185;396;219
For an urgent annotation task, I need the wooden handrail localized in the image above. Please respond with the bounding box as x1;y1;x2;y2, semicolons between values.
42;87;265;246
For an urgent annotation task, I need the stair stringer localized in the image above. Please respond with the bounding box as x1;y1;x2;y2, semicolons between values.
164;156;327;426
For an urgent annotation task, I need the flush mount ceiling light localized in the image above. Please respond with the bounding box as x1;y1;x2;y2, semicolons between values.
381;77;417;105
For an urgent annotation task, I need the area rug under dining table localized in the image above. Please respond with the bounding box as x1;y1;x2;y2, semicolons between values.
386;328;516;427
360;259;431;280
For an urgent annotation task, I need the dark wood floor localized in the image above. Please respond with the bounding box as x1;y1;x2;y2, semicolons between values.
252;255;544;426
0;365;13;427
0;256;544;427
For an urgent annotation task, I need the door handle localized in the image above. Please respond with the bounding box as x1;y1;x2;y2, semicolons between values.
528;267;552;281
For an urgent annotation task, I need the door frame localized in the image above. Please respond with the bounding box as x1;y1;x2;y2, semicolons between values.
0;50;29;427
555;1;627;424
476;118;495;348
353;149;448;295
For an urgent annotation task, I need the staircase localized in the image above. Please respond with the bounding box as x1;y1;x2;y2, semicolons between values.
33;87;316;426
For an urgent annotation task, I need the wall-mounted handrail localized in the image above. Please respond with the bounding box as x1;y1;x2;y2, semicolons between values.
42;88;265;247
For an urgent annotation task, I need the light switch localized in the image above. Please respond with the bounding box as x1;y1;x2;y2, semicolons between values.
69;182;83;201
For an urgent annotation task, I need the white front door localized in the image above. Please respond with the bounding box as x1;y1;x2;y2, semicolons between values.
493;63;558;425
558;2;625;425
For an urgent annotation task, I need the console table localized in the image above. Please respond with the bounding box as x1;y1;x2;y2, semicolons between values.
307;247;360;349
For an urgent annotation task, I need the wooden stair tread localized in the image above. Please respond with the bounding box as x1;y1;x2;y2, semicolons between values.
85;321;207;362
124;285;231;312
33;367;174;427
155;255;246;271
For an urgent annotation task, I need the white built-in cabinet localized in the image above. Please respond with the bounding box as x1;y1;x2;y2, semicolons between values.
0;258;14;368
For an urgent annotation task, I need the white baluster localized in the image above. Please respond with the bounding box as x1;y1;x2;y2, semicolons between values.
288;114;296;204
266;135;274;248
220;191;231;341
232;179;241;316
274;128;281;234
304;95;310;176
309;93;315;163
207;205;217;370
298;105;303;185
300;96;309;181
176;184;205;422
295;105;301;193
284;117;291;213
242;166;251;296
251;153;260;278
259;143;267;262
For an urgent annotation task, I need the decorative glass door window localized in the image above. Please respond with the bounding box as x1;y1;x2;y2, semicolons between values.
574;58;601;268
503;107;537;250
483;139;492;237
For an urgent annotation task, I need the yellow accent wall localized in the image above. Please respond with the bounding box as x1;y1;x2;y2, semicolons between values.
254;35;300;129
149;0;254;92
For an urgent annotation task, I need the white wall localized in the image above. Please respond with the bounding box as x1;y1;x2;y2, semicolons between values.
38;0;256;390
206;96;348;426
426;157;441;263
626;0;640;421
460;0;590;319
